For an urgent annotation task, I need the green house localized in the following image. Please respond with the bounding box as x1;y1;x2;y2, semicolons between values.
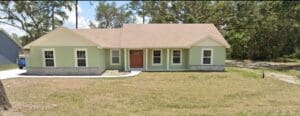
24;24;230;75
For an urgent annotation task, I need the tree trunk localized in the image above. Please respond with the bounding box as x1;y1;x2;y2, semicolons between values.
52;4;55;30
75;0;78;29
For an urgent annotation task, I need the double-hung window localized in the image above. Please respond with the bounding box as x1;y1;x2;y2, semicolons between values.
111;49;120;65
43;49;55;67
152;50;162;65
202;49;212;65
76;49;87;67
172;50;181;65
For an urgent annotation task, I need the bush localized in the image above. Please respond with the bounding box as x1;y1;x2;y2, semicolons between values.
295;48;300;59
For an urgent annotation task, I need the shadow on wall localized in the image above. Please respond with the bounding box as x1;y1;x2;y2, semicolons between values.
0;80;11;111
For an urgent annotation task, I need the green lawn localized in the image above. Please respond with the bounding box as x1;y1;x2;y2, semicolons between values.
0;64;17;71
2;68;300;115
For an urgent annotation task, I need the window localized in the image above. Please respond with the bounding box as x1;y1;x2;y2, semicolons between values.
43;49;55;67
202;49;212;65
152;50;162;65
172;50;181;65
75;49;87;67
111;49;120;65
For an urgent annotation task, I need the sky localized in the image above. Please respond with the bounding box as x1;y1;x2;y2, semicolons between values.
0;1;139;37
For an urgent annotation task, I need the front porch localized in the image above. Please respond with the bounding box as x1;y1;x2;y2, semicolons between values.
122;48;189;71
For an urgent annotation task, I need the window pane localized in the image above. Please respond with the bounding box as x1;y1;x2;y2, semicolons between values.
112;50;119;57
77;59;86;66
153;57;161;64
153;50;161;56
112;57;119;64
44;51;53;58
203;50;211;57
45;59;54;67
173;57;180;64
173;50;180;57
203;58;211;64
77;51;86;58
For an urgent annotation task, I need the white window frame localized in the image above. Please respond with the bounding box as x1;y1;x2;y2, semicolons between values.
152;49;162;65
201;48;213;65
171;49;182;65
110;49;120;65
74;48;88;67
42;48;56;67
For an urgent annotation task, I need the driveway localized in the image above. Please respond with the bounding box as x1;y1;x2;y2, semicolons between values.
0;69;140;79
0;68;26;79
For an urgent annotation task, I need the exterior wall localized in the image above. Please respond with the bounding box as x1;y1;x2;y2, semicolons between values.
0;31;20;64
188;46;226;71
26;46;106;75
123;48;189;71
105;49;124;70
26;45;227;75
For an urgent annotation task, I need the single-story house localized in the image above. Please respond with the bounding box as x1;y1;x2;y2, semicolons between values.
24;24;230;75
0;29;22;65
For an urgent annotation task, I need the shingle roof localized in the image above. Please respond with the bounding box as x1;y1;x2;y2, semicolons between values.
24;24;230;49
72;29;121;48
120;24;230;48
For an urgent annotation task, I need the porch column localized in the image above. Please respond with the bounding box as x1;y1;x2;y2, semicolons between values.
145;49;148;70
167;48;170;70
124;49;127;71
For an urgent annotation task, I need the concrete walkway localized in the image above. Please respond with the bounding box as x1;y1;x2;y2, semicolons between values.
237;67;299;85
267;72;299;85
0;69;141;79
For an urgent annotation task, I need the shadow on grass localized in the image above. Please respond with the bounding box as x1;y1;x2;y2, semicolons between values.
0;80;11;111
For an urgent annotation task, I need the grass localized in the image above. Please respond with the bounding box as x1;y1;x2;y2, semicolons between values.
2;68;300;115
0;64;17;71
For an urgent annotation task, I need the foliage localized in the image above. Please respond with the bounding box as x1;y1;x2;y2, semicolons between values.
295;48;300;59
127;1;300;60
0;1;73;45
91;1;135;28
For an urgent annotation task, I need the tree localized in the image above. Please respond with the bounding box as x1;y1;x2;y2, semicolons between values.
0;1;73;45
125;1;300;60
48;1;73;30
75;0;78;28
91;1;135;28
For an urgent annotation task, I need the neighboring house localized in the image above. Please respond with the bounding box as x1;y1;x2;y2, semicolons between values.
0;29;22;65
24;24;230;75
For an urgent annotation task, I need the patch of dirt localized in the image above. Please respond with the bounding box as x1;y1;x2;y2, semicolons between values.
227;60;300;70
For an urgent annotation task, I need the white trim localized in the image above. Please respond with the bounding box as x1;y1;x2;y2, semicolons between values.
145;49;148;70
124;49;127;71
171;49;182;65
151;49;162;65
42;48;56;67
74;48;88;67
167;49;170;70
110;49;121;65
201;48;213;65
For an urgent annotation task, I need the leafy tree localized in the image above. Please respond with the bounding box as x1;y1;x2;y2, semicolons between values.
0;1;73;45
91;1;135;28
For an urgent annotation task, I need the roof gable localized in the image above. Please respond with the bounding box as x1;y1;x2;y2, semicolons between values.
191;36;230;48
24;27;97;49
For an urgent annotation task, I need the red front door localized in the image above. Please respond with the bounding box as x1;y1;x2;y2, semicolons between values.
130;50;143;68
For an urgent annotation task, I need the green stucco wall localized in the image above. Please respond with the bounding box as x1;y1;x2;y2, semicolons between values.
27;46;106;69
27;46;226;71
105;49;124;70
189;46;226;65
